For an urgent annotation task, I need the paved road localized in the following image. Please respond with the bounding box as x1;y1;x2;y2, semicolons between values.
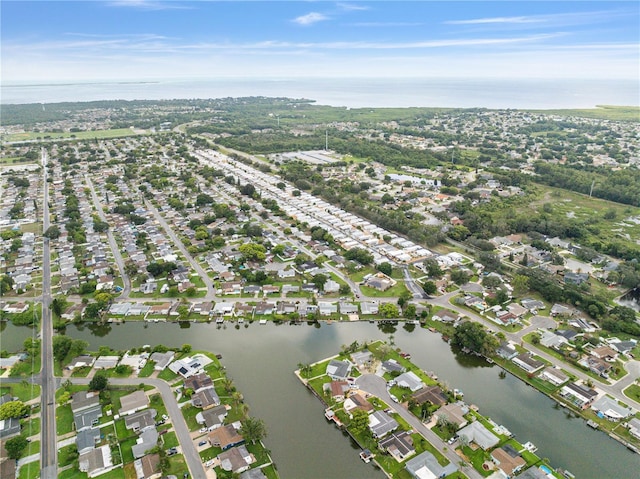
356;373;482;479
71;377;208;479
145;200;216;299
39;148;57;479
402;265;426;300
85;174;132;298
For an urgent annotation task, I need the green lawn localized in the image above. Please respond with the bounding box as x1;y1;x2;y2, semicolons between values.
58;444;79;467
20;416;41;437
166;454;188;477
161;430;180;448
18;460;40;479
58;468;88;479
137;361;155;378
624;384;640;403
56;404;74;435
0;382;41;401
5;128;145;142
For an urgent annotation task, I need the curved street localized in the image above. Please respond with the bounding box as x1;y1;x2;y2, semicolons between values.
356;373;482;479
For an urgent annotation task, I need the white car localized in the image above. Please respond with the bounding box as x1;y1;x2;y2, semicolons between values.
162;414;169;421
199;427;208;433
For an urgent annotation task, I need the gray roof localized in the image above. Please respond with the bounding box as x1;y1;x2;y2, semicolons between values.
0;417;20;438
201;405;228;429
368;410;399;438
125;408;157;431
76;427;101;453
74;405;103;431
591;396;634;419
71;391;100;414
405;450;458;479
458;421;499;450
240;469;267;479
395;371;424;392
381;359;405;374
518;466;550;479
326;359;351;380
132;428;159;458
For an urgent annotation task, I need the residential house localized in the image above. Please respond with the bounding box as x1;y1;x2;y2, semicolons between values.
318;301;338;316
433;402;469;429
518;466;551;479
343;393;374;415
458;421;499;450
395;371;424;392
184;373;213;393
432;310;459;323
591;396;634;421
539;331;568;350
491;445;526;476
512;353;545;374
192;388;221;410
579;356;612;377
208;424;244;450
67;355;95;371
405;451;458;479
149;351;174;371
240;469;267;479
626;417;640;439
326;359;352;380
591;346;619;362
125;409;157;433
132;428;159;459
168;356;203;378
93;356;119;370
198;404;228;431
0;456;16;479
381;359;405;374
538;367;569;386
76;428;101;454
350;351;372;368
364;273;395;291
506;303;528;318
360;301;379;315
550;304;573;317
368;410;399;438
0;416;20;439
254;302;275;315
496;342;518;360
133;453;161;479
323;381;350;402
218;445;255;473
521;298;545;312
119;390;149;416
379;430;415;462
411;385;448;407
79;445;114;478
560;382;598;408
71;391;103;432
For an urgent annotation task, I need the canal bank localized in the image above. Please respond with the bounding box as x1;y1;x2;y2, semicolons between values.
46;322;640;478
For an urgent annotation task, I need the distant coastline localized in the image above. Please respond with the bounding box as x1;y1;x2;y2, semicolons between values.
2;77;638;109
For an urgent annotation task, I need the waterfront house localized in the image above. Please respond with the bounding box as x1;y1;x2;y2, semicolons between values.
432;310;459;323
183;373;213;393
379;430;415;461
326;359;352;380
405;451;458;479
67;355;95;371
93;356;119;370
79;445;114;478
538;367;569;386
411;385;448;407
369;410;399;438
458;421;499;450
433;402;468;429
395;371;424;392
491;445;526;476
119;390;149;416
344;393;375;415
591;396;634;421
208;424;244;450
560;382;598;408
218;445;255;473
512;353;545;374
168;356;203;378
198;404;228;431
381;359;405;374
350;350;373;368
627;418;640;439
149;351;175;371
192;388;221;410
324;381;350;402
496;342;518;360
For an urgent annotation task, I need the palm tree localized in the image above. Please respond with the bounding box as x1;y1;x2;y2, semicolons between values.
297;363;312;379
239;417;266;445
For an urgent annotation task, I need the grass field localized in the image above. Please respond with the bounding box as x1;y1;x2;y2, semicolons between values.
5;128;146;142
528;105;640;122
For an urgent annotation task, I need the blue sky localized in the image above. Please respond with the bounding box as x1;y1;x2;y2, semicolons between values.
2;1;638;81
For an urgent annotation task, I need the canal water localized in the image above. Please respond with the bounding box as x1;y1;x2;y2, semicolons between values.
7;320;639;478
618;288;640;313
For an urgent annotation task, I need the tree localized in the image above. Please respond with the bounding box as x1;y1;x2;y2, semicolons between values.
297;363;312;379
349;409;370;436
423;258;443;278
239;243;266;261
89;371;109;391
377;262;392;276
312;273;328;291
422;280;437;296
52;335;73;362
404;303;417;319
43;225;61;239
0;400;29;419
181;344;192;354
512;275;529;295
344;247;373;265
379;303;399;318
239;417;266;444
5;436;29;460
452;321;499;357
50;296;66;317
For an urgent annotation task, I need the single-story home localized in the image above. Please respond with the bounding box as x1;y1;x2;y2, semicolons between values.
218;445;255;473
458;421;499;450
369;410;399;438
119;390;149;416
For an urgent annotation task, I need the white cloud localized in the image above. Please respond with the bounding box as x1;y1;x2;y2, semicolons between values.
446;16;541;25
445;9;630;27
292;12;330;26
107;0;192;10
350;22;425;27
337;3;369;11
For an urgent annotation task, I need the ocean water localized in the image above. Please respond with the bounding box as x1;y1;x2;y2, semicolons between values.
1;77;638;109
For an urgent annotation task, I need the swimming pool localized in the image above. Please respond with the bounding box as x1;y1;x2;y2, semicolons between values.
540;465;553;475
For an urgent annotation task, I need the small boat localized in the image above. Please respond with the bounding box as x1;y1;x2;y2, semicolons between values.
359;449;374;463
453;389;464;397
586;420;599;429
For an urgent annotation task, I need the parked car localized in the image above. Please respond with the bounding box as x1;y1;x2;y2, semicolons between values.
199;427;208;433
167;447;178;456
162;414;169;421
198;440;208;446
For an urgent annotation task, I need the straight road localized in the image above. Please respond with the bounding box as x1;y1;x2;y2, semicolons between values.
71;377;208;479
145;200;216;299
40;148;58;479
356;374;482;479
85;174;131;298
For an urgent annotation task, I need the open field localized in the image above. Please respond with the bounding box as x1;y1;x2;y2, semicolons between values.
4;128;147;142
528;105;640;122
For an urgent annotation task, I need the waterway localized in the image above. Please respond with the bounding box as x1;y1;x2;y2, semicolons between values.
46;321;638;479
618;288;640;313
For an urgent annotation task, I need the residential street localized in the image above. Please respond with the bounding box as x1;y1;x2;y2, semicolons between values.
356;373;483;479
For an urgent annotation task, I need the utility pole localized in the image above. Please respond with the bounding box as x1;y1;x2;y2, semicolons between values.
325;130;328;151
589;180;595;197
